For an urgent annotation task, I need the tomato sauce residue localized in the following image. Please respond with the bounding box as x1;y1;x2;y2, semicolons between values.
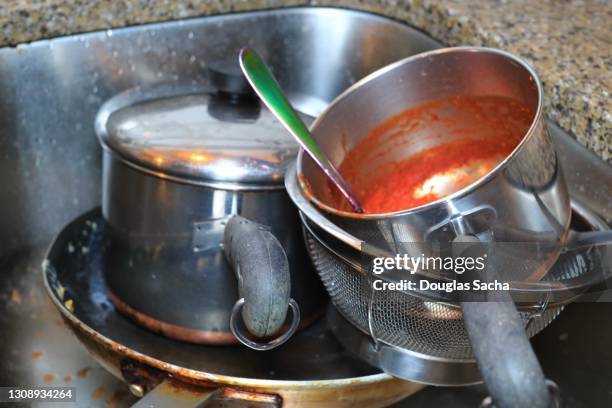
334;95;534;213
43;374;55;384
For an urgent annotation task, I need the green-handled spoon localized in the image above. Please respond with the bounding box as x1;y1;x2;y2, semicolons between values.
238;47;364;213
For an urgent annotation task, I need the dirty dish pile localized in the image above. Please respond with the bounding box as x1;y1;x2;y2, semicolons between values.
285;47;612;408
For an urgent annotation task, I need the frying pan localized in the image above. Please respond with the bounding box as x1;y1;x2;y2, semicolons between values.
43;208;423;407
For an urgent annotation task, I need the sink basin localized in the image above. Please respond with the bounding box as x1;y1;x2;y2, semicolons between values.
0;7;610;407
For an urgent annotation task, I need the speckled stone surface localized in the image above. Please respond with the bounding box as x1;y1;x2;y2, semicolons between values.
1;0;610;161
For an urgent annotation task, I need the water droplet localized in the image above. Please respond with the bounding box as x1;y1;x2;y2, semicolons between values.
106;29;113;37
187;32;194;40
189;55;196;64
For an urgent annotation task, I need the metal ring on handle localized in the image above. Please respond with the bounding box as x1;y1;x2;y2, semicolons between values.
230;298;300;351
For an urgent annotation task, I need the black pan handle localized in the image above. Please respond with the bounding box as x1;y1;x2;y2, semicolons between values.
454;234;552;408
224;216;300;351
461;301;552;408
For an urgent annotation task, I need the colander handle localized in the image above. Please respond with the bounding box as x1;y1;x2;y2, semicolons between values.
462;301;552;408
455;234;552;408
223;216;300;350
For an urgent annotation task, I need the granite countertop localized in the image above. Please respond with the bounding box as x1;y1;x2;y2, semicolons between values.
1;0;610;162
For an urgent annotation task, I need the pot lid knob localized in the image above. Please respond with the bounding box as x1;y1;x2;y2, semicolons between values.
207;57;254;98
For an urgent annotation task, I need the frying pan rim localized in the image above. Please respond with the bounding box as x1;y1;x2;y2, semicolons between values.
41;209;397;389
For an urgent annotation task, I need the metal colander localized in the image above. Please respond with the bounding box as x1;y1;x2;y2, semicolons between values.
304;227;563;361
286;159;609;385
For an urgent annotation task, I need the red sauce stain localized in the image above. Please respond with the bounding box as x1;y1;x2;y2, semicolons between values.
43;374;55;384
91;387;106;400
334;95;534;213
77;367;91;378
31;351;43;359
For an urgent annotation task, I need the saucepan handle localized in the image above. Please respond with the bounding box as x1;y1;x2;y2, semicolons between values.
223;215;300;351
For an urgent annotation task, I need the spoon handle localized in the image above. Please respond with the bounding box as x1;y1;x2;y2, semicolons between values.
239;47;364;213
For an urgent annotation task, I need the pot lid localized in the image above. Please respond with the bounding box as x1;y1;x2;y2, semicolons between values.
95;63;311;189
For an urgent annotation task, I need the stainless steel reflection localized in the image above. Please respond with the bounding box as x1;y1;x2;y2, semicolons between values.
95;83;302;189
298;47;571;283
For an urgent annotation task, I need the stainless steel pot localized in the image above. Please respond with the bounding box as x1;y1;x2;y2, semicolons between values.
94;67;327;350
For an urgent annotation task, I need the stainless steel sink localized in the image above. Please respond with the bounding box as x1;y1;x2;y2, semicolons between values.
0;7;610;407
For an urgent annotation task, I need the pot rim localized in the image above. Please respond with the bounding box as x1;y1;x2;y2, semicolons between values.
100;147;286;191
296;46;545;219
